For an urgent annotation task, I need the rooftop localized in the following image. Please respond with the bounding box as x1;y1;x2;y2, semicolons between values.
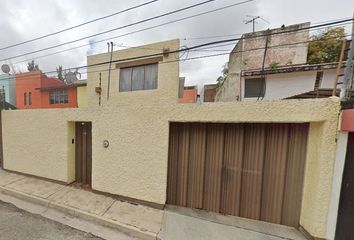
242;62;343;77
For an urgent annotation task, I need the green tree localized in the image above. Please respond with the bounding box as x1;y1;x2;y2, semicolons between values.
216;62;229;87
307;27;346;64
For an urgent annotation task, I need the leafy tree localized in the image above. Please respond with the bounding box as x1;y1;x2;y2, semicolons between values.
307;27;346;64
216;62;229;87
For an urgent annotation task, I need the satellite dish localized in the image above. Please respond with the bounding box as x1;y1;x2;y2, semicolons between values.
1;64;10;74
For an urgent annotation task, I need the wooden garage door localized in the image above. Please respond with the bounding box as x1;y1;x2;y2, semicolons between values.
167;122;309;227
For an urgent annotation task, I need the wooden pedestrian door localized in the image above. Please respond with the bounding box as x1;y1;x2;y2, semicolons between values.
336;133;354;239
167;122;309;227
75;122;92;187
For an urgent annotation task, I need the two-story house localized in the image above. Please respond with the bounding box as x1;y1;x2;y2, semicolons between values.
15;71;80;109
215;22;346;101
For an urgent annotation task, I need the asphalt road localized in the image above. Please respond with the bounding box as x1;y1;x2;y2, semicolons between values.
0;200;103;240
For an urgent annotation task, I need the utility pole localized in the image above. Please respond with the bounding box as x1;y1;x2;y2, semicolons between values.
340;13;354;100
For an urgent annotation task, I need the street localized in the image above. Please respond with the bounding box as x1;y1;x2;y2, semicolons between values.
0;200;102;240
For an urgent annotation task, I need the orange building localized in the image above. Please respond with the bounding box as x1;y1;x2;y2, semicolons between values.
178;86;198;103
16;71;78;109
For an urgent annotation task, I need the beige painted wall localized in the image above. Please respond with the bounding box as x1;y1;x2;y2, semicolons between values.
1;38;341;239
86;39;180;107
67;122;76;183
77;85;88;108
2;109;83;183
301;117;340;238
1;98;340;238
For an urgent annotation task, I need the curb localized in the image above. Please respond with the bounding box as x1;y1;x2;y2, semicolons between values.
0;186;157;240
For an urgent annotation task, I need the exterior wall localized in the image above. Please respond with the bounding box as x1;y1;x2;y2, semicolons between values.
1;38;342;239
77;85;88;108
340;109;354;131
0;74;16;106
202;84;217;102
239;68;338;101
242;71;316;100
326;132;348;240
15;71;78;109
86;39;180;108
178;88;197;103
215;22;310;102
321;69;339;89
215;42;243;102
40;88;78;108
2;98;341;239
300;112;340;238
241;22;310;70
16;71;42;109
2;109;76;182
67;122;76;183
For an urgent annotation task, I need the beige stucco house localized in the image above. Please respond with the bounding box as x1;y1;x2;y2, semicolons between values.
0;38;347;240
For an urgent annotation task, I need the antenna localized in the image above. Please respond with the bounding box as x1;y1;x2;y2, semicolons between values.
243;15;270;32
64;68;81;84
9;63;16;74
1;64;10;74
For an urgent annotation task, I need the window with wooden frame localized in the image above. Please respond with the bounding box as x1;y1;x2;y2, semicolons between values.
24;92;27;105
119;63;158;92
244;77;265;98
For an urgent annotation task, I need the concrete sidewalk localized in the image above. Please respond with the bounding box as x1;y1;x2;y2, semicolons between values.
0;169;308;240
159;206;308;240
0;170;163;240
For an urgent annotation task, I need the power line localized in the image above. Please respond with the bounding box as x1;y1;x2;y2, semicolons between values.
113;32;352;53
7;17;351;66
6;0;255;65
182;19;352;41
0;0;255;62
0;0;159;51
8;26;351;82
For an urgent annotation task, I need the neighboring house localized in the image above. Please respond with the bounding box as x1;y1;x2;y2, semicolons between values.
0;73;16;107
201;83;217;102
241;62;340;100
178;86;197;103
15;71;78;109
1;39;352;240
215;22;312;101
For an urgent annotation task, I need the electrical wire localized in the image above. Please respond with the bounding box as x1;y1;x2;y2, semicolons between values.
181;17;353;41
0;0;254;62
0;0;159;51
6;28;350;82
6;19;352;66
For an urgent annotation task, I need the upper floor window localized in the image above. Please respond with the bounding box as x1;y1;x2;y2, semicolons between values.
49;90;68;104
24;92;27;105
314;71;323;91
119;63;158;92
244;77;265;98
28;92;32;105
